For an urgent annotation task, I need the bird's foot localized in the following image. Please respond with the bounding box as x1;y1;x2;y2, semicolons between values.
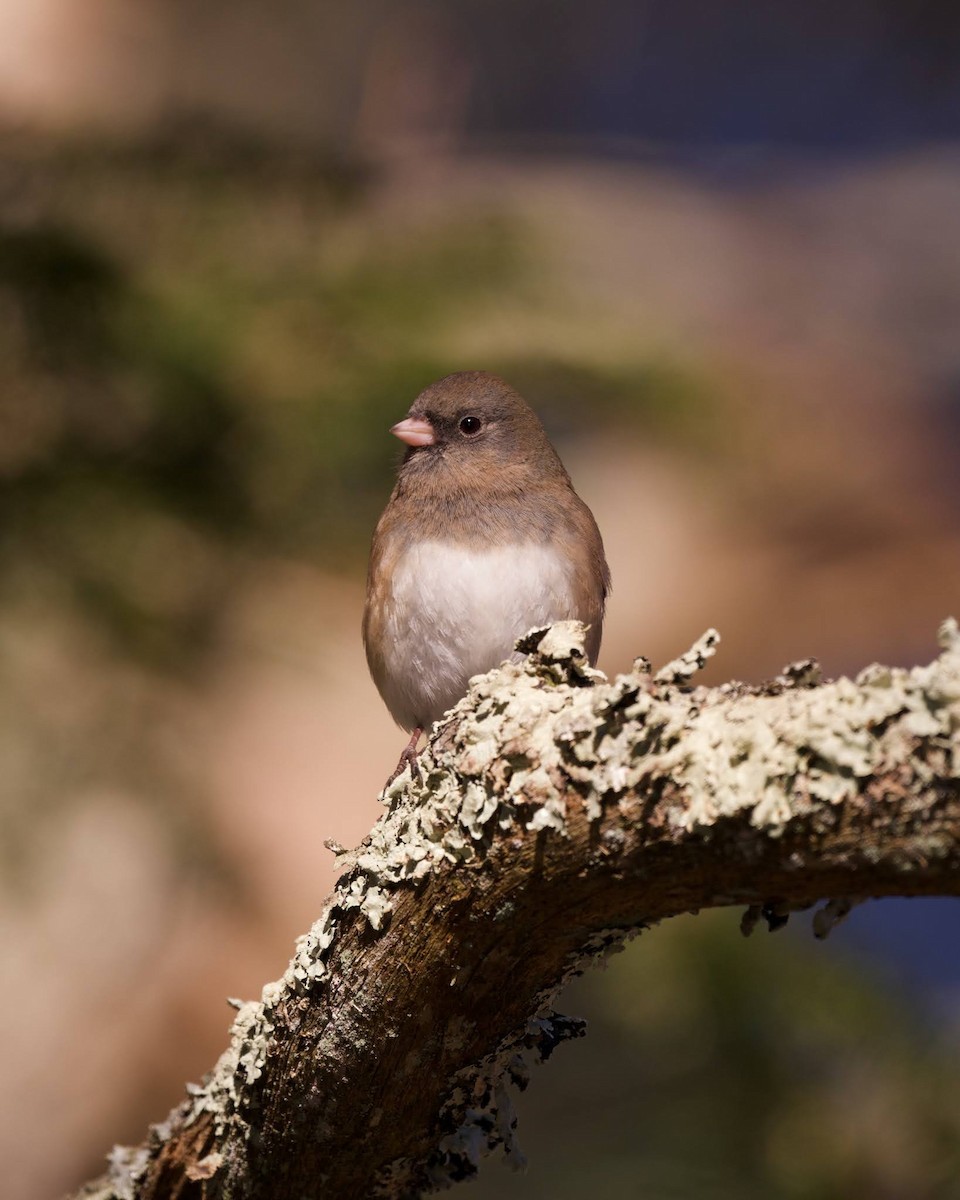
385;726;423;787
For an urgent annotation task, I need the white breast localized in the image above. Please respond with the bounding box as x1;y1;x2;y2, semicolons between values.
376;540;578;731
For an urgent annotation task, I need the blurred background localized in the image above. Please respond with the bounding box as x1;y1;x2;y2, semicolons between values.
2;3;959;1198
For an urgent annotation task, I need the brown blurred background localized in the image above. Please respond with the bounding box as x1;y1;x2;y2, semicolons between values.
2;3;959;1198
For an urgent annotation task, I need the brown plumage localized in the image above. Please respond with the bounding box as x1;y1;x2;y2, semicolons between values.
364;371;610;781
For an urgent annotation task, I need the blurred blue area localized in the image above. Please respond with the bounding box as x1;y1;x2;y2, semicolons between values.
839;898;960;992
461;1;960;153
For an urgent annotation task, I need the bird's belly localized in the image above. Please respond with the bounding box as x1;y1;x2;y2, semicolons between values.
378;540;578;730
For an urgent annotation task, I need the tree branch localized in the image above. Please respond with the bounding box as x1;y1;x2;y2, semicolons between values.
79;619;960;1200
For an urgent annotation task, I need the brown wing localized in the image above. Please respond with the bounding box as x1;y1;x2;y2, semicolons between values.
561;489;611;666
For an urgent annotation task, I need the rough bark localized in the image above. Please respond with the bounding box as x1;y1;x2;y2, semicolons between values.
79;620;960;1200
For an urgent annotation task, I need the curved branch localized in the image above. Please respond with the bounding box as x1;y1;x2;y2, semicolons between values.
80;620;960;1200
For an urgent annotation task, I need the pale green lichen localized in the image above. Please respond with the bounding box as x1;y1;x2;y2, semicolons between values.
104;1145;151;1200
156;623;619;1170
97;618;960;1199
556;617;960;840
191;618;960;1147
653;627;721;685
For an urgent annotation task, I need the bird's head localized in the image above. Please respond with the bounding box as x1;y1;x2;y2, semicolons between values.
391;371;566;492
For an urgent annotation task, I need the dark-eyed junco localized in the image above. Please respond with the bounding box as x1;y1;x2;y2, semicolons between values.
364;371;610;782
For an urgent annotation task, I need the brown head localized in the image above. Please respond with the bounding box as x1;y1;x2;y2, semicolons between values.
391;371;571;500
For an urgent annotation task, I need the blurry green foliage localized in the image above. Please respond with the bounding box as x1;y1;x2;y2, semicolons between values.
475;912;960;1200
0;125;714;670
492;356;721;450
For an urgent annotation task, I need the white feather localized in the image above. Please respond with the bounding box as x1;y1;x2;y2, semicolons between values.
377;539;578;730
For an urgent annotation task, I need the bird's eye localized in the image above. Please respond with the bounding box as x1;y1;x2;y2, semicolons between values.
459;415;482;436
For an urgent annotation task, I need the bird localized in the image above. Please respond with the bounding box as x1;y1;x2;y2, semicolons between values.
363;371;610;784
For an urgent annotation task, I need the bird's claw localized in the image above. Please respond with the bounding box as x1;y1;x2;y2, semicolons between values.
385;727;424;787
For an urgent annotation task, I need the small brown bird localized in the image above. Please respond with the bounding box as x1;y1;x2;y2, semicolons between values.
364;371;610;783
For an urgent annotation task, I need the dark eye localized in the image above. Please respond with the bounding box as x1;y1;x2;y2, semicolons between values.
459;415;482;436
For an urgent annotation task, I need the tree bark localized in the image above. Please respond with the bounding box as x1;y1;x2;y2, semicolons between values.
79;620;960;1200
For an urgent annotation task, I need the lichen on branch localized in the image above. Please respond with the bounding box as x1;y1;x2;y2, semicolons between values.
81;619;960;1200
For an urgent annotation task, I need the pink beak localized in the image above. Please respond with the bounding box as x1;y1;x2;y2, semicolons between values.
391;416;435;447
